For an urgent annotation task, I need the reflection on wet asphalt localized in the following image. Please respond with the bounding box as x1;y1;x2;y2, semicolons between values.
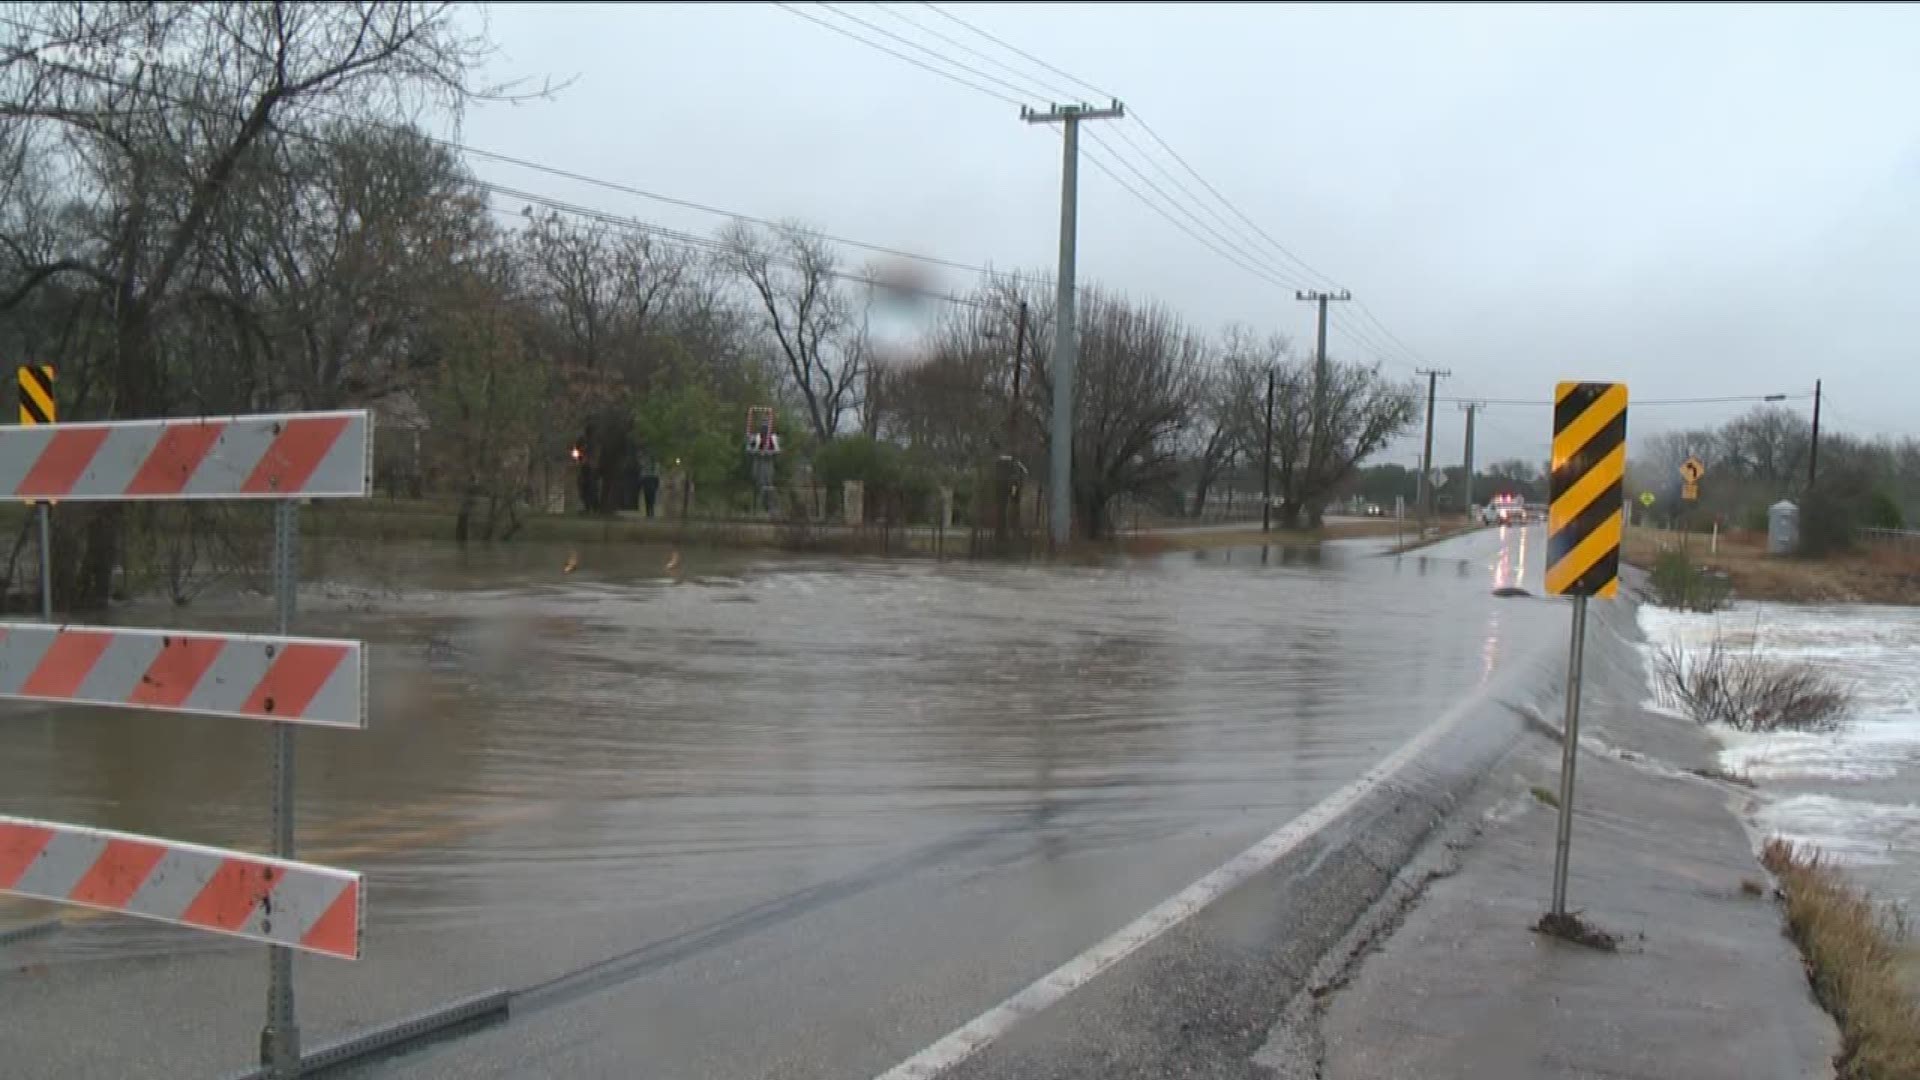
1;526;1551;967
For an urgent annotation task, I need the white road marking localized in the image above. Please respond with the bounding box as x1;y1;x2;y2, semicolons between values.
873;651;1546;1080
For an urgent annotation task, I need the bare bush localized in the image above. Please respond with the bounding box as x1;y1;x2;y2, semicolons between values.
1653;639;1851;733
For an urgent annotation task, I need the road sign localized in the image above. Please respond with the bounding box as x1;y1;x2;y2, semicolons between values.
15;365;56;619
1683;480;1700;501
1547;382;1628;598
1545;379;1627;927
1430;469;1447;489
17;364;54;425
0;815;361;959
1638;491;1655;507
0;623;365;729
0;410;370;502
1680;456;1705;484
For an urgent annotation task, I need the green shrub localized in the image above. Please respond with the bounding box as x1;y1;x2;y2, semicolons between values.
1864;490;1904;531
1799;490;1858;557
1649;549;1731;612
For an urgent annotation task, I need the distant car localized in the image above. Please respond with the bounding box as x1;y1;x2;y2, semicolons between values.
1364;503;1383;517
1482;497;1527;526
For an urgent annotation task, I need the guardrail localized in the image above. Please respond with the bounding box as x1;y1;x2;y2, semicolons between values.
0;409;372;1079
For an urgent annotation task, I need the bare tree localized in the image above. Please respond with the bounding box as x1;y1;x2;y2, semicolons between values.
1270;358;1417;528
1190;325;1290;517
1041;289;1207;539
0;1;503;605
718;220;860;441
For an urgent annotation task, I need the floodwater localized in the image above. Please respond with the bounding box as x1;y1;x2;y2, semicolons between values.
0;525;1559;1078
1639;602;1920;921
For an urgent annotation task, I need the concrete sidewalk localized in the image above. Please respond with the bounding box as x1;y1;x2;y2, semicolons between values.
1294;598;1838;1079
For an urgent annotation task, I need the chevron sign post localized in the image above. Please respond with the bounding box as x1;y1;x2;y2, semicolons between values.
0;409;371;1077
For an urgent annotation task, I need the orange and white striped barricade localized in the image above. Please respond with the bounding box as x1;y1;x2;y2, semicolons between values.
0;624;365;729
0;816;361;960
0;409;369;501
0;408;371;1075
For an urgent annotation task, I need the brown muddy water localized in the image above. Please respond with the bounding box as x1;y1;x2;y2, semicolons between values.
0;527;1553;961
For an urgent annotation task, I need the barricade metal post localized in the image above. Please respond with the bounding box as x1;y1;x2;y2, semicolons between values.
0;410;371;1077
37;504;50;621
262;498;301;1075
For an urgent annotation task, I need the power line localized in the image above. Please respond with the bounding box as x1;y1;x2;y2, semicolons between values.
5;28;1047;289
1082;131;1304;291
867;3;1070;101
904;3;1437;372
917;2;1117;101
479;183;994;309
805;2;1045;104
767;2;1023;105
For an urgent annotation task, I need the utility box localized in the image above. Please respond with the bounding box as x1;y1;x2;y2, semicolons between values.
1768;499;1800;555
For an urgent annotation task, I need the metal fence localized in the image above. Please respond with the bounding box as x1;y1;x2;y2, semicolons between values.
1858;527;1920;553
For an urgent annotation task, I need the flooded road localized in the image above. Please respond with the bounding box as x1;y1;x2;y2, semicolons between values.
0;525;1556;1078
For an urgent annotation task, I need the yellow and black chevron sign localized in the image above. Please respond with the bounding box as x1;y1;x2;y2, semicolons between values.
17;364;54;426
1548;381;1627;598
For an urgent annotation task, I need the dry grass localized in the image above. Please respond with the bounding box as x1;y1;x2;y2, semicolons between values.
1624;526;1920;605
1762;840;1920;1080
1652;639;1851;733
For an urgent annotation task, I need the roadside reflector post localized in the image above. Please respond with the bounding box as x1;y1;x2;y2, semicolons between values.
18;363;56;620
1550;594;1589;915
0;409;372;1080
1545;381;1627;918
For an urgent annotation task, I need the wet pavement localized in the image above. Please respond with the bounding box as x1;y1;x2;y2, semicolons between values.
1313;596;1838;1080
0;524;1556;1078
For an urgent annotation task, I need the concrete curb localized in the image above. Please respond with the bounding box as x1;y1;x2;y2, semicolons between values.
931;638;1567;1079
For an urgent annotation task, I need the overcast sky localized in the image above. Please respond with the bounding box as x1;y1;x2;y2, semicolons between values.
447;2;1919;470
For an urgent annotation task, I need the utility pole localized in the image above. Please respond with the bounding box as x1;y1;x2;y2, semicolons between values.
1415;368;1451;528
1023;100;1125;548
1261;366;1276;532
1460;402;1480;517
1807;378;1822;490
1295;289;1351;525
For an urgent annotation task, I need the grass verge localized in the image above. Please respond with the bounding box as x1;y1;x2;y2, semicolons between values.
1762;840;1920;1080
1648;549;1732;612
1624;525;1920;605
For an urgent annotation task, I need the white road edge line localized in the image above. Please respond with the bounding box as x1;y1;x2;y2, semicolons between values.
873;656;1538;1080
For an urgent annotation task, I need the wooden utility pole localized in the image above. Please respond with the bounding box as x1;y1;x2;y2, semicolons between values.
1807;379;1822;490
1261;366;1276;532
1416;368;1452;527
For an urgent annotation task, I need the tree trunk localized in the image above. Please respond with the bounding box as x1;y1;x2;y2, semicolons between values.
1277;500;1304;531
69;302;163;609
1190;475;1214;519
1077;488;1109;541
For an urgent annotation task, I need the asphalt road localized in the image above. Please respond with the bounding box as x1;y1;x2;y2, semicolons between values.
0;525;1555;1079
